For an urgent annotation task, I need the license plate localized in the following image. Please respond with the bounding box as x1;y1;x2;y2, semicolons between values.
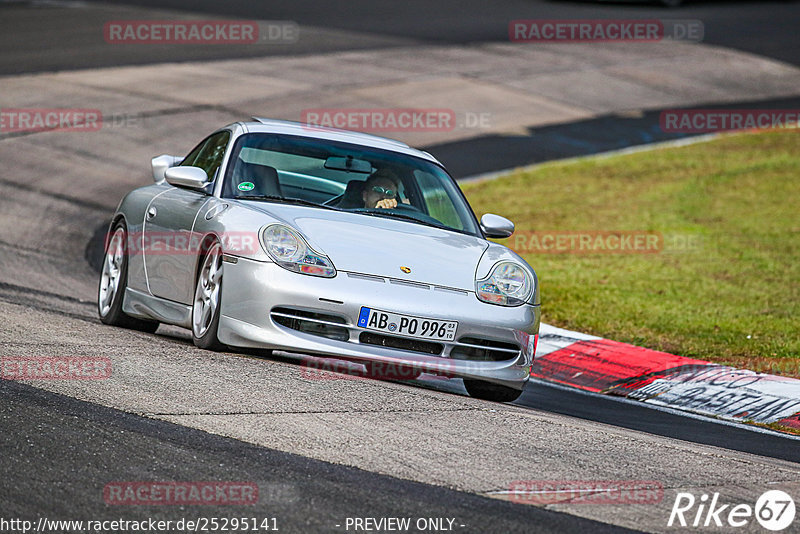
358;307;457;342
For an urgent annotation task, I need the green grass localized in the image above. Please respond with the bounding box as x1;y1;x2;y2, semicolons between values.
462;130;800;375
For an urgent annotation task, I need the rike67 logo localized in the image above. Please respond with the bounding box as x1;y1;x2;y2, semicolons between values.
668;490;796;531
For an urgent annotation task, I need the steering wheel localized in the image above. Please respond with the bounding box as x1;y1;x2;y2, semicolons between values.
392;201;421;212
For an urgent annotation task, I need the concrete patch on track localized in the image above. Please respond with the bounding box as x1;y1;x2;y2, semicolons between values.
535;324;800;434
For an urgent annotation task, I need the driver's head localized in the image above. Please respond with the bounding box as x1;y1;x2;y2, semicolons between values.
363;169;400;209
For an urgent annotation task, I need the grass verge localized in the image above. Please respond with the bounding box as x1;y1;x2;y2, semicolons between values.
462;130;799;376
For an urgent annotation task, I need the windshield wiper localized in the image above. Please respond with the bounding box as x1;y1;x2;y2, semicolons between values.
356;209;448;231
236;195;340;211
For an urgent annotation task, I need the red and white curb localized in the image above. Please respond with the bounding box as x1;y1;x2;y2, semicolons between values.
533;324;800;432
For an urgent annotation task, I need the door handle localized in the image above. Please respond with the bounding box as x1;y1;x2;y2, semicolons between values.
147;206;157;219
205;203;228;221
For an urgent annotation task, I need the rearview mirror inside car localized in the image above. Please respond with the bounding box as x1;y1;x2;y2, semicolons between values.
324;156;372;173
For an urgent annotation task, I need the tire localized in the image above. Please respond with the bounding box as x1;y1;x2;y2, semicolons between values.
191;240;227;351
97;222;160;333
463;379;523;403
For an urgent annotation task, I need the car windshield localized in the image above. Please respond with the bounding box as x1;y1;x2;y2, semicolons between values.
221;133;481;236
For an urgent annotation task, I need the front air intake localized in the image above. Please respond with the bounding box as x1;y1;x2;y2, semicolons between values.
450;337;520;362
271;307;349;342
358;332;443;355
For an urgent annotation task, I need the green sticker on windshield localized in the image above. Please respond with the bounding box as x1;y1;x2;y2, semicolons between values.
237;181;255;192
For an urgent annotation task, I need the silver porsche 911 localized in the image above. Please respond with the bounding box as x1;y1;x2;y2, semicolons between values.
98;118;540;402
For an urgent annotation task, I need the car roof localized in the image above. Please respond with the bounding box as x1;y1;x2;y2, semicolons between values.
239;117;442;166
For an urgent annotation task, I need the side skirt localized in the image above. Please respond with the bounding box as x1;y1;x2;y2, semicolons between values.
123;287;192;328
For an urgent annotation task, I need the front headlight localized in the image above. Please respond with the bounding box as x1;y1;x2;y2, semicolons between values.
476;261;532;306
261;224;336;278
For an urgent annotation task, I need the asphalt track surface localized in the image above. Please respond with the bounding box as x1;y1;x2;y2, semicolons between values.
1;380;629;534
2;1;800;532
3;0;799;174
1;0;799;74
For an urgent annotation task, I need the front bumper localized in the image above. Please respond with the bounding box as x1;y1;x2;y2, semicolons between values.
218;257;540;389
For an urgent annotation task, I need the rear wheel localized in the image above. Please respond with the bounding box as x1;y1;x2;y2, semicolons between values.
463;379;523;403
192;241;226;351
97;223;160;333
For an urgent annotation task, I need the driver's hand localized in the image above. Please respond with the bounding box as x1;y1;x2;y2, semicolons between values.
375;198;397;209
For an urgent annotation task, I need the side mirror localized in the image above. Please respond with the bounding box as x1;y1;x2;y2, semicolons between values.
480;213;515;239
164;166;210;191
151;154;184;183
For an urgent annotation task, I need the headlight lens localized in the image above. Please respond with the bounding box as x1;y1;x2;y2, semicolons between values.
262;225;336;278
476;261;532;306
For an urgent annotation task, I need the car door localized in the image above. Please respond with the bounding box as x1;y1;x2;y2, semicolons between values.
143;130;230;303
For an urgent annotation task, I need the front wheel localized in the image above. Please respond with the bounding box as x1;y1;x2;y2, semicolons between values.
463;379;523;403
192;241;226;351
97;223;160;333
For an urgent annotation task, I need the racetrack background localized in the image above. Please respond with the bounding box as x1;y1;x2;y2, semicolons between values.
2;1;800;532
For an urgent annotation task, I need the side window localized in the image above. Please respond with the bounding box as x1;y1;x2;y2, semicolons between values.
180;139;207;169
414;170;464;230
181;131;231;182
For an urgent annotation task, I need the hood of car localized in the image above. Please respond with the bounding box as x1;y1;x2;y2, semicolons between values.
248;203;488;291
